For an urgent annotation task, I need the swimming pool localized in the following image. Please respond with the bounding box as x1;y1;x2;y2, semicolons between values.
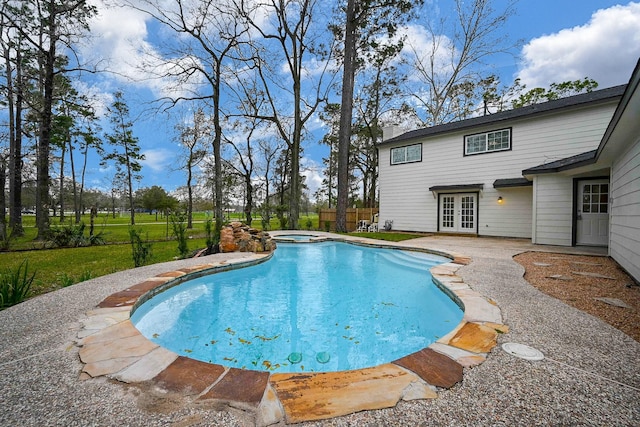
131;241;463;373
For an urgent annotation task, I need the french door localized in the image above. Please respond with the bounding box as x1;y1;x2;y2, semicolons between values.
439;193;477;233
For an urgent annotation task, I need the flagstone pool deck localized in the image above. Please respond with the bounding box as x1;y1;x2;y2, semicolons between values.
1;234;639;426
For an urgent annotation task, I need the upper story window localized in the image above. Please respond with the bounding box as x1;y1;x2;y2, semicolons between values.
391;143;422;165
464;128;511;155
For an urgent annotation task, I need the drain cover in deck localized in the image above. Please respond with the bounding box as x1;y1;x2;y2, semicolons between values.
501;343;544;361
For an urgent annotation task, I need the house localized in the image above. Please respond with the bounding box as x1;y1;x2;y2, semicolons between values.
378;59;640;282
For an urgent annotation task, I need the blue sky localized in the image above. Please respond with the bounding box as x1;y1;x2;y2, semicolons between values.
77;0;640;198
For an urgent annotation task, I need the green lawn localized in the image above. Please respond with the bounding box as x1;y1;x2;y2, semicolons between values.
6;212;320;249
0;211;319;300
0;238;209;296
0;212;419;306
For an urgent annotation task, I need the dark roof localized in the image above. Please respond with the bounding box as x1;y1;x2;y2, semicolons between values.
522;150;597;175
428;183;484;192
379;85;627;146
493;178;532;188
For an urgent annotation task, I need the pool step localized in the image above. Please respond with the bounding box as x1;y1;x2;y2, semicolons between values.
377;251;443;271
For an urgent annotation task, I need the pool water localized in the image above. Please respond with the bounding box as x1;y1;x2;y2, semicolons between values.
131;242;463;373
273;234;318;242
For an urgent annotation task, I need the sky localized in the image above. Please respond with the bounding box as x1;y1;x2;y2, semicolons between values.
75;0;640;199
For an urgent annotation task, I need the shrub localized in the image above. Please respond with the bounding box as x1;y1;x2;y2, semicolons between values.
46;222;105;248
324;220;331;232
170;212;189;259
0;260;36;309
305;218;313;230
204;219;219;254
129;228;153;267
78;270;93;282
57;273;74;288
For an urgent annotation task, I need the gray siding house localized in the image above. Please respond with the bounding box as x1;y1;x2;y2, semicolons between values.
378;59;640;281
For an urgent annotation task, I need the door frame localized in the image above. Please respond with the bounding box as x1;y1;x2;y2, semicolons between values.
437;192;480;234
572;176;609;246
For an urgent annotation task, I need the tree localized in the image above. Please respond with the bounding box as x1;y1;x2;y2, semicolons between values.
138;185;170;220
1;0;97;239
351;32;411;208
239;0;333;229
317;103;341;208
511;78;599;109
73;105;102;223
51;112;73;221
334;0;422;232
102;91;144;226
223;121;258;226
256;137;284;229
175;108;208;229
123;0;249;245
403;0;517;126
0;3;29;237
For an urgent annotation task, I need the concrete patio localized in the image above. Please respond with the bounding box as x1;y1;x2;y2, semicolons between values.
1;234;638;426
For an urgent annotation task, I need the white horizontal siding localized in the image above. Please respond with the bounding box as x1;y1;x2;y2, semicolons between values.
610;135;640;281
480;188;532;238
532;175;573;246
379;101;617;238
379;148;436;232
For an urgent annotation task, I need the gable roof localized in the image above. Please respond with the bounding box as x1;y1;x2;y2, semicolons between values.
378;85;627;147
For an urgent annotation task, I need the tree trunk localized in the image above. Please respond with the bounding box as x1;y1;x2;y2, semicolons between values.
187;157;193;229
289;75;302;230
80;139;89;224
69;138;80;223
244;177;253;226
7;45;24;236
0;156;7;244
59;143;66;222
212;69;223;244
336;0;357;232
124;138;135;226
36;35;56;240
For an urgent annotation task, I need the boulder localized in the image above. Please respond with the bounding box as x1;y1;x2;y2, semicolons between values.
218;223;276;253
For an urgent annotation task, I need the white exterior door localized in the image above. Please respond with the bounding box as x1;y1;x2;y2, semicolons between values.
439;193;477;233
576;179;609;246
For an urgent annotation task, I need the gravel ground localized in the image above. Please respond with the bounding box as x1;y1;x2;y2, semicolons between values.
514;251;639;342
1;235;639;426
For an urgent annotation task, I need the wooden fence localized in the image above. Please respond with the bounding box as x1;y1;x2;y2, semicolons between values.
318;207;379;232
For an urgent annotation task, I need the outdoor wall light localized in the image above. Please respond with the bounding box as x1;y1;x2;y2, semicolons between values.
497;196;504;204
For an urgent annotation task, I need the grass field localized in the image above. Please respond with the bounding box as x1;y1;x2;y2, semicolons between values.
0;212;318;300
0;212;423;306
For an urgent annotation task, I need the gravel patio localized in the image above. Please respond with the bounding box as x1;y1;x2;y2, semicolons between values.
1;234;638;426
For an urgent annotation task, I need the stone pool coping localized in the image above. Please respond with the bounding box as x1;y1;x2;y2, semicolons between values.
76;237;507;425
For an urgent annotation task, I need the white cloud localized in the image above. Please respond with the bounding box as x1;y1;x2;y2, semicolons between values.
398;23;459;84
301;157;324;198
516;2;640;88
83;1;205;99
141;148;175;172
85;1;151;78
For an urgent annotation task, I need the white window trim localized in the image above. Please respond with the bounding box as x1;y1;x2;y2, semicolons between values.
390;143;422;165
464;128;511;156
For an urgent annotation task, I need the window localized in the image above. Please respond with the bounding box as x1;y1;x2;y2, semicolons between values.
582;183;608;213
390;143;422;165
464;128;511;155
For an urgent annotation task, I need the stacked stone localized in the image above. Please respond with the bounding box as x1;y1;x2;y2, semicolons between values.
219;221;277;253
